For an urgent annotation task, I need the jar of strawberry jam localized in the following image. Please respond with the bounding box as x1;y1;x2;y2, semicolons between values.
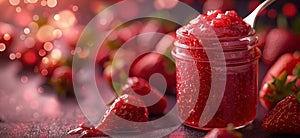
172;10;261;130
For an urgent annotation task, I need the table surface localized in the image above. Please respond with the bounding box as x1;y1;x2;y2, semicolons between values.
0;60;299;138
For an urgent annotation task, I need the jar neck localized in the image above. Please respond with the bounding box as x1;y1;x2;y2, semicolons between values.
175;27;257;51
172;32;261;65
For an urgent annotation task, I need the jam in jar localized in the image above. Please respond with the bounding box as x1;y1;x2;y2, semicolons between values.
172;10;261;130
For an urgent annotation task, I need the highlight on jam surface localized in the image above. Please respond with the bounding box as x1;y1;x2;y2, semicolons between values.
0;0;300;137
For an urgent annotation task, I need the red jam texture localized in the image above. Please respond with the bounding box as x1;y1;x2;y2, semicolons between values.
174;10;259;129
177;10;252;47
175;60;258;129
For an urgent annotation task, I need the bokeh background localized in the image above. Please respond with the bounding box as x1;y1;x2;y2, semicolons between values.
0;0;300;137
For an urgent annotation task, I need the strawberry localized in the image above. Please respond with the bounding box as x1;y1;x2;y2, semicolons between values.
262;95;300;134
262;28;300;66
262;52;300;85
97;94;148;130
204;124;242;138
121;77;167;115
68;94;148;137
259;71;300;110
129;52;176;94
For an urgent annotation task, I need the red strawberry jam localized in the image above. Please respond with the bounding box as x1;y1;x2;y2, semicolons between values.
172;10;260;129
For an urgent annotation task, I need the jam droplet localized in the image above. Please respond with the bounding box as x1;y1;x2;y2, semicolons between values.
67;123;106;137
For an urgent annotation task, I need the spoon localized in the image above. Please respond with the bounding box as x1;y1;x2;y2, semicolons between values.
244;0;276;27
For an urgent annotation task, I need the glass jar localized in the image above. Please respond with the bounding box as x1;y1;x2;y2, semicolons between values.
172;28;261;130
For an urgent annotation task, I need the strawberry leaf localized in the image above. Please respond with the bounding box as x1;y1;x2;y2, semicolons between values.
265;71;298;102
268;83;276;91
273;71;288;92
285;78;298;92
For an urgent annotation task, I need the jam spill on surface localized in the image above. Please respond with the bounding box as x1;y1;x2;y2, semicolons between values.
67;123;106;138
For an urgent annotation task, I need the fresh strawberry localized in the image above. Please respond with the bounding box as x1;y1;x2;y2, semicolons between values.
68;94;148;137
97;94;148;130
262;52;300;85
121;77;167;115
129;52;176;94
262;28;300;66
260;71;300;110
204;125;242;138
262;95;300;134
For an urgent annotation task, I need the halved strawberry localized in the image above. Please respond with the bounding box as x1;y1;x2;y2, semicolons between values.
68;94;148;137
121;77;167;115
262;94;300;134
204;124;242;138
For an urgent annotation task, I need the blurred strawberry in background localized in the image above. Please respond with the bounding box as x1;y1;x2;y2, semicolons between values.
50;66;74;97
129;52;176;94
260;52;300;110
262;28;300;66
262;52;300;85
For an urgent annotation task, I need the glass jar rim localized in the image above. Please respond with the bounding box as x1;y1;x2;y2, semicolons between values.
175;28;257;51
176;27;256;41
173;27;260;65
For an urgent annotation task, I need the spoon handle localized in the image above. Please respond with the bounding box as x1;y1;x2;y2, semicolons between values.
244;0;276;27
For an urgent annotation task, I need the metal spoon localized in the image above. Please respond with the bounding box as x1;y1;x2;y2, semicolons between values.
244;0;276;28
